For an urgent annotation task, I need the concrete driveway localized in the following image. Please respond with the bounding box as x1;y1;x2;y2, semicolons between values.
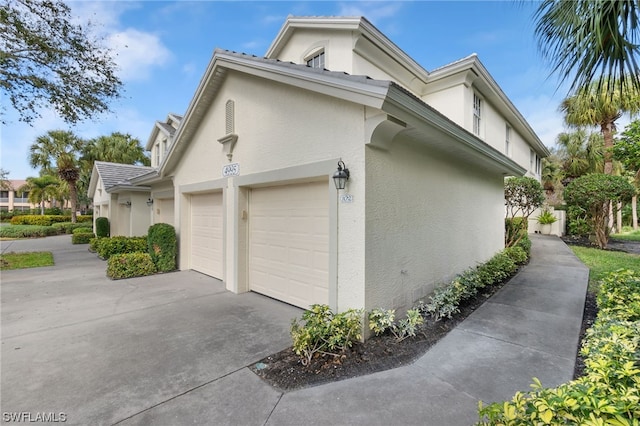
1;235;301;425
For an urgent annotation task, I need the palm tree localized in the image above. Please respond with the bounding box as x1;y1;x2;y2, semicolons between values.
82;133;150;166
534;0;640;94
560;79;640;175
19;175;60;215
29;130;84;222
556;130;603;182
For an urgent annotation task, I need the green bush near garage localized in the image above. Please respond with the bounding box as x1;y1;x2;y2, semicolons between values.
72;227;93;234
106;252;157;279
94;236;147;260
147;223;177;272
71;232;95;244
95;217;110;238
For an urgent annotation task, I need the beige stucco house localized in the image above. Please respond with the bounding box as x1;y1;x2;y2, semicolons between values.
88;162;154;237
90;16;548;314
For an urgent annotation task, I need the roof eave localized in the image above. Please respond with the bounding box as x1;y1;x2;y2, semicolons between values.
383;84;527;177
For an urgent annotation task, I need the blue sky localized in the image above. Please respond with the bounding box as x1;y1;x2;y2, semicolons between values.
1;0;590;179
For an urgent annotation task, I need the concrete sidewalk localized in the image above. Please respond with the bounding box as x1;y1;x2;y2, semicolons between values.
1;234;588;425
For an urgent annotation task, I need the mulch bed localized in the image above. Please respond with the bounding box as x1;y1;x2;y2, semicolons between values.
251;273;518;392
252;237;635;392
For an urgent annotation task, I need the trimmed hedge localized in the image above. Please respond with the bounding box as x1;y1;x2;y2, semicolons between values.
71;232;95;244
477;269;640;424
0;225;58;238
51;222;89;234
423;247;527;321
10;214;92;226
94;236;147;260
106;252;157;279
95;217;109;238
72;227;93;234
147;223;177;272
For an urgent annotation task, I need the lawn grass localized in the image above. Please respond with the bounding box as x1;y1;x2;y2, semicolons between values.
0;251;54;270
611;229;640;242
570;245;640;292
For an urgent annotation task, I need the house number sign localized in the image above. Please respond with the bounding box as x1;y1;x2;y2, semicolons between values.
222;163;240;177
340;194;354;203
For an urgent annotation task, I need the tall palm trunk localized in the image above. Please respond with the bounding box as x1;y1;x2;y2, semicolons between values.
633;195;638;230
601;121;615;175
68;180;78;223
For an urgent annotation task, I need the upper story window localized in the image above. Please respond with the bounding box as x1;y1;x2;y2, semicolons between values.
530;149;541;175
155;143;160;166
306;51;325;69
0;190;8;199
505;124;511;157
473;93;482;136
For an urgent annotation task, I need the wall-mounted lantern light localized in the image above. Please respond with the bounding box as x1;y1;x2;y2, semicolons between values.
146;198;154;207
125;201;132;207
332;160;350;190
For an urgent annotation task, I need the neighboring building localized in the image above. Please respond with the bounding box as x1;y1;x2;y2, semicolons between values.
87;162;154;237
89;16;548;315
0;180;33;212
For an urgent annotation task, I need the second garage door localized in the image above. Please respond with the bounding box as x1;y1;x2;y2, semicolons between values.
190;192;223;279
249;181;329;309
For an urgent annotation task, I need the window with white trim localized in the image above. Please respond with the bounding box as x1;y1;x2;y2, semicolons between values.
306;51;325;69
505;124;511;157
155;143;160;166
530;149;541;175
473;93;482;136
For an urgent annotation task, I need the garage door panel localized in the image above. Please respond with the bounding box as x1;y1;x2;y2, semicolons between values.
190;193;223;279
249;181;329;309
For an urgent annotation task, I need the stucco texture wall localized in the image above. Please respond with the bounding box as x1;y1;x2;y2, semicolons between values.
364;135;504;313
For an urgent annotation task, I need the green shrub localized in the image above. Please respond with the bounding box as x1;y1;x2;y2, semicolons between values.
477;269;640;424
503;246;528;265
290;304;363;366
147;223;177;272
88;237;102;253
77;215;92;223
424;248;524;322
44;207;63;215
368;308;424;342
567;205;592;236
516;234;532;257
72;227;93;234
51;222;89;234
71;232;95;244
95;217;109;238
0;225;58;238
106;252;157;279
10;215;67;226
95;236;147;260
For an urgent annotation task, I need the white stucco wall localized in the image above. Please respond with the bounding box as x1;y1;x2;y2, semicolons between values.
171;71;369;311
364;136;504;313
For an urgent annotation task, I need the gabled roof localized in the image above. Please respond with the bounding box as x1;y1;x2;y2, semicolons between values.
159;48;525;178
265;16;429;84
88;161;154;196
145;113;183;150
427;54;550;157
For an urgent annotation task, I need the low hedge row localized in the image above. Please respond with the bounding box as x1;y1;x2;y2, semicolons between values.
422;243;528;321
106;252;156;279
72;232;95;244
477;269;640;424
0;225;58;238
93;236;147;260
10;215;92;226
51;222;90;234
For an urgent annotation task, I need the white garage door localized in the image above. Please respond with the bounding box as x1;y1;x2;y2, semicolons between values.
190;192;223;279
249;181;329;309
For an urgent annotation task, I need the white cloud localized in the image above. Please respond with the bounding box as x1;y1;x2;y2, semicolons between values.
67;1;172;82
107;29;172;81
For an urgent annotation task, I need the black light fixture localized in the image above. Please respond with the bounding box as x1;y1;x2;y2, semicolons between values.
146;198;154;207
332;160;350;190
125;201;131;207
